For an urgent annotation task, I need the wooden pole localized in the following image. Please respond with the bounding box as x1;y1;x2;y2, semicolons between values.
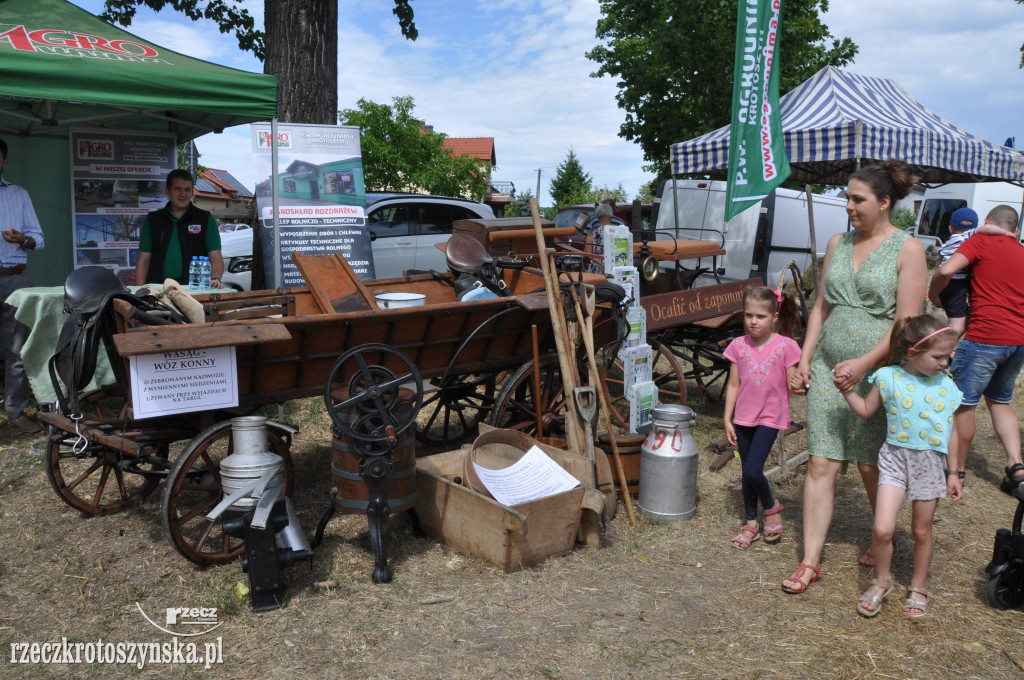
529;198;586;455
570;286;636;525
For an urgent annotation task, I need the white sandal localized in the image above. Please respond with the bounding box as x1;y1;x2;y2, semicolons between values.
856;578;893;618
903;587;929;618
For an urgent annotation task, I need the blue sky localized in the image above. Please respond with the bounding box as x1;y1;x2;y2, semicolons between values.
67;0;1024;203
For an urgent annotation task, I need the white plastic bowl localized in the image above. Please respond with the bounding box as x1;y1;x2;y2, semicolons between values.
374;292;426;309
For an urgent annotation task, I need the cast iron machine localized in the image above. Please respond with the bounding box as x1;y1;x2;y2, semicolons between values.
315;344;425;584
204;416;312;612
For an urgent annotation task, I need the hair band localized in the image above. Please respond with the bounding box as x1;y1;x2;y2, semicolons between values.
911;327;953;349
759;286;783;307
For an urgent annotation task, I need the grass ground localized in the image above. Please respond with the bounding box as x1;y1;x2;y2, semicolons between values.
2;366;1024;679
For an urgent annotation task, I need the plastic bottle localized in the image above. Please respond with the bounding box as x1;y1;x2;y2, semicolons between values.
188;255;201;290
199;256;212;290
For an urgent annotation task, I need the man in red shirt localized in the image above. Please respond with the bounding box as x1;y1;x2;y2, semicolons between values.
929;204;1024;492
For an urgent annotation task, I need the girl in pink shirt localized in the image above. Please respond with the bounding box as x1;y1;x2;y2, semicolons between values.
723;287;802;548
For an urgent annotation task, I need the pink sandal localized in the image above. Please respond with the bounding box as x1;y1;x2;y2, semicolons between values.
763;501;784;544
858;536;897;567
781;563;821;594
731;522;760;549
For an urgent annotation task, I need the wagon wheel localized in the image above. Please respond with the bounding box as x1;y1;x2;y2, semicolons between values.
45;426;169;516
777;259;809;342
688;338;734;403
489;355;579;439
416;373;499;446
599;338;687;432
160;420;294;566
44;390;160;516
323;344;423;449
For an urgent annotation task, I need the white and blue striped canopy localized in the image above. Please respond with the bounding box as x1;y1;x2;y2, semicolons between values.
670;66;1024;185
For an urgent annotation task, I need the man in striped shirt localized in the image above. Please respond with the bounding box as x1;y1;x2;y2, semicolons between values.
0;137;45;434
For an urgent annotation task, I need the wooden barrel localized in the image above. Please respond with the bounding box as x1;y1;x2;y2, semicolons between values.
330;388;417;514
598;432;646;495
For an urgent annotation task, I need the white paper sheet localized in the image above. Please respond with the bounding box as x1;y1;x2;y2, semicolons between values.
472;445;580;507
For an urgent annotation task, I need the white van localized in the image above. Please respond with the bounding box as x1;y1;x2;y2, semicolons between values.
650;179;849;286
909;182;1024;257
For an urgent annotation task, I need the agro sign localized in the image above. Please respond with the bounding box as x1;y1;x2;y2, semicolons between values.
0;24;166;62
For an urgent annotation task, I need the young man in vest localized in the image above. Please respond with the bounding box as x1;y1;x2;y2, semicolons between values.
134;169;223;287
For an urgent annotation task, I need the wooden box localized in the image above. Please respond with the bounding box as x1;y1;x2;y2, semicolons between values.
415;448;586;572
452;217;571;257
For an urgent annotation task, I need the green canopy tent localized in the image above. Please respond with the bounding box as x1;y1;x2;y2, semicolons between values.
0;0;277;284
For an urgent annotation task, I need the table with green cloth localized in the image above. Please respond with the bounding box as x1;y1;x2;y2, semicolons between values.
7;284;212;406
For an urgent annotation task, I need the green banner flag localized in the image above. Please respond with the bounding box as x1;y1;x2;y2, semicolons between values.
725;0;791;222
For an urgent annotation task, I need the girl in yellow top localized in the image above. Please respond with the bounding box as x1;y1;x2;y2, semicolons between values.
837;314;963;618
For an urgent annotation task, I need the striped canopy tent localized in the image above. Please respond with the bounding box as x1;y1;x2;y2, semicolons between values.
670;66;1024;186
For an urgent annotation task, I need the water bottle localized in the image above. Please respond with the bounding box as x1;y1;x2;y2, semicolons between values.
199;256;212;290
188;255;201;290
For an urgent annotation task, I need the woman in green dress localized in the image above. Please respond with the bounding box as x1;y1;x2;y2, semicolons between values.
782;159;928;594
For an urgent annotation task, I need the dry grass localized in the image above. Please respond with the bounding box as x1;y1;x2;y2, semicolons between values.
3;377;1024;680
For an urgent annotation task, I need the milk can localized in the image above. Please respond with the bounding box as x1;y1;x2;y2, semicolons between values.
638;404;698;522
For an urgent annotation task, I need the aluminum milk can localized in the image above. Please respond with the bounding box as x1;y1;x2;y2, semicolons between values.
638;404;698;522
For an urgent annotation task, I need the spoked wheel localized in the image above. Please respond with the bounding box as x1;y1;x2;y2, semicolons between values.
161;420;295;566
323;344;423;449
987;561;1024;610
416;372;499;446
45;426;168;516
489;355;577;439
777;260;809;342
599;339;687;432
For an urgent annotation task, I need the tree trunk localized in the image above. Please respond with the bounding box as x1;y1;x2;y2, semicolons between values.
264;0;337;124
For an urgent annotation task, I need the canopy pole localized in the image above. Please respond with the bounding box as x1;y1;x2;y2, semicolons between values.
271;117;281;288
804;185;819;298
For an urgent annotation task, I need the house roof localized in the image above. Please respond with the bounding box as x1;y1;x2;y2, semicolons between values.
442;137;496;165
194;168;254;201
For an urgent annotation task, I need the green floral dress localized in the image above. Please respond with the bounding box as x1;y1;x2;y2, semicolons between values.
807;230;909;463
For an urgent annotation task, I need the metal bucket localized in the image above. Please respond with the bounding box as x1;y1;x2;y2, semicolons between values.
374;292;426;309
330;388;418;514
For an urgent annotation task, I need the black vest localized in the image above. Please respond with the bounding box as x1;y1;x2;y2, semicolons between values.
146;203;212;283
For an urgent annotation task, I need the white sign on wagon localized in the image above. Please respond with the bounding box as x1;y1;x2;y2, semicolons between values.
129;346;239;418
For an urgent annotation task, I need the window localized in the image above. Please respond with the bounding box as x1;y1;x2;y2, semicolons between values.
418;204;454;235
367;205;412;237
917;199;966;243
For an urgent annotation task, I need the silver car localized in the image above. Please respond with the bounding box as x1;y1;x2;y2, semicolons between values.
365;193;494;279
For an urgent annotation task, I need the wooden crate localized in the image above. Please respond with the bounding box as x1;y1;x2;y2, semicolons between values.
415;448;586;573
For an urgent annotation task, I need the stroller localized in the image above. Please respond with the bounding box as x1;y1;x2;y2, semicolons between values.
985;481;1024;608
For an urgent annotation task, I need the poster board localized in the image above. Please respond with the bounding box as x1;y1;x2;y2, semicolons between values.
69;130;177;286
250;123;374;287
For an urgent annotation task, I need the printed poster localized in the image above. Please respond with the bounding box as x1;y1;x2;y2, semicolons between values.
69;130;177;286
250;123;374;287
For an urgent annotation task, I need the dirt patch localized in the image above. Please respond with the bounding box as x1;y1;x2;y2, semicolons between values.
3;379;1024;679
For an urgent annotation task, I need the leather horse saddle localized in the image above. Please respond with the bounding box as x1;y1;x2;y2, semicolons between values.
48;267;189;418
444;234;511;300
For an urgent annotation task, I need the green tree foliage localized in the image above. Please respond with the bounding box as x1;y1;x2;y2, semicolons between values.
99;1;417;123
504;189;534;218
338;96;489;200
890;207;918;230
588;183;629;205
587;0;857;180
549;149;593;207
1018;0;1024;67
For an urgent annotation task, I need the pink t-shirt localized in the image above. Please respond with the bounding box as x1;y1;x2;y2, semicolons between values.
723;333;801;430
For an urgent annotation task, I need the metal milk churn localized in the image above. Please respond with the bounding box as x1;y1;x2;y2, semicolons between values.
638;404;698;522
